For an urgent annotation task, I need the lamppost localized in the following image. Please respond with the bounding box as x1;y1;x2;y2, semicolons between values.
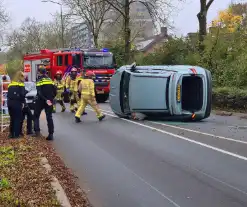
42;0;65;48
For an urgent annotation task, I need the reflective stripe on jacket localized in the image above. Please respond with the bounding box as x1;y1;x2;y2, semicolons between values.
79;79;95;96
7;81;25;102
36;76;56;101
54;80;64;92
65;76;77;91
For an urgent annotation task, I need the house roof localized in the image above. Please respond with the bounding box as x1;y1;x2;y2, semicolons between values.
135;33;170;52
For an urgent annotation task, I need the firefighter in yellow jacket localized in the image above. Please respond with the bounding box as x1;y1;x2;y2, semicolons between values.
53;70;66;113
75;71;105;123
74;68;87;115
65;67;78;112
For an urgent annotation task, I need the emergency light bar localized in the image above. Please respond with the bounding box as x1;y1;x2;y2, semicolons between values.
101;48;109;52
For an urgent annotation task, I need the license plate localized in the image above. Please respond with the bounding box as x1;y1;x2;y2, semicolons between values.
177;84;181;102
97;90;104;94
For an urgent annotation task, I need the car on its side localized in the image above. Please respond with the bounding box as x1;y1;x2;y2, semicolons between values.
109;64;212;121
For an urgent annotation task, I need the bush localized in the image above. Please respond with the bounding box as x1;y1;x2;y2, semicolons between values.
105;30;247;111
213;87;247;111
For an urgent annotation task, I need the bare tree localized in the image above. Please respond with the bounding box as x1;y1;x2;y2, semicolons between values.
102;0;174;64
62;0;112;47
0;0;9;46
43;11;72;48
197;0;215;53
7;16;71;60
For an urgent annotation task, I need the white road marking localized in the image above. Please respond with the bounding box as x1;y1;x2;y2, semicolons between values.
97;108;247;145
87;108;247;162
86;108;247;198
121;160;181;207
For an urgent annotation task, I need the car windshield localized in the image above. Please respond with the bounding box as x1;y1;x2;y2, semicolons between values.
83;54;114;69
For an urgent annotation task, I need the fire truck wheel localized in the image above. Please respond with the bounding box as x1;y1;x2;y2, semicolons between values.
96;94;109;103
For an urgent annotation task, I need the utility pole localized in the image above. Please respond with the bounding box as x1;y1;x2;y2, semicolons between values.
42;0;65;48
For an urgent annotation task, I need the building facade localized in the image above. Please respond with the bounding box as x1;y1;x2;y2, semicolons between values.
70;22;95;48
130;1;155;40
71;0;156;46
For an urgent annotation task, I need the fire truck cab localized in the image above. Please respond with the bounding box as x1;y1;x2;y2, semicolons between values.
23;48;117;103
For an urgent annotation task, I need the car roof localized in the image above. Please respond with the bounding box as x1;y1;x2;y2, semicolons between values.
118;65;206;74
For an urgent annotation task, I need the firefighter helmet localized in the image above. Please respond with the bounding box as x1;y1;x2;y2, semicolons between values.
56;70;62;75
71;67;77;72
85;71;95;78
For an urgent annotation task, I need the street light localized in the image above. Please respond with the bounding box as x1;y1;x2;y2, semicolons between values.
41;0;65;47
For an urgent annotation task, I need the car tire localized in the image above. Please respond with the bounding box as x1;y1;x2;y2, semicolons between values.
204;69;212;119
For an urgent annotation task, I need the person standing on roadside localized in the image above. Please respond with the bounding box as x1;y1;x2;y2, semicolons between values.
33;65;57;141
7;71;25;138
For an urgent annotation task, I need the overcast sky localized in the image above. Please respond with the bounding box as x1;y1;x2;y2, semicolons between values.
6;0;234;35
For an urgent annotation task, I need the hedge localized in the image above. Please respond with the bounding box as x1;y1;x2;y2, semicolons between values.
213;87;247;111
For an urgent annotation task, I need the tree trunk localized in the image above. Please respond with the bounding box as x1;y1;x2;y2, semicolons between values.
94;35;98;48
197;11;207;54
124;0;131;64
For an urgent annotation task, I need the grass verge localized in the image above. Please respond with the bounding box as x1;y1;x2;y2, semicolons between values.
0;128;91;207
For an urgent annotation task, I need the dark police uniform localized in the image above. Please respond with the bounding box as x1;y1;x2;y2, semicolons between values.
33;75;56;140
7;81;25;138
20;89;33;135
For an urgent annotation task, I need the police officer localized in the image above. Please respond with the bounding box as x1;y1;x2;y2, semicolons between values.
75;71;105;123
65;67;79;113
7;71;25;138
33;66;57;140
53;70;66;113
20;88;33;136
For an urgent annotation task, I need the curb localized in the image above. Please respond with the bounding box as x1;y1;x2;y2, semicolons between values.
40;156;72;207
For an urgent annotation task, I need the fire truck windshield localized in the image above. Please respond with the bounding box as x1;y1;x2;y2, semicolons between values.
83;54;115;69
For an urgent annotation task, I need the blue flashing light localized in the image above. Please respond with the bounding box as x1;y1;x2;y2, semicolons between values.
70;48;80;52
102;48;109;52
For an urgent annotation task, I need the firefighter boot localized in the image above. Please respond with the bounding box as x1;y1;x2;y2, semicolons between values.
75;117;81;123
98;115;106;121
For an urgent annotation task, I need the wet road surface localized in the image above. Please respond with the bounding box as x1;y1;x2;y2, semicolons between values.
40;103;247;207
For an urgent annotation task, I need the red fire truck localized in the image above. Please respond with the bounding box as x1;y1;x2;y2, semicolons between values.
23;48;117;103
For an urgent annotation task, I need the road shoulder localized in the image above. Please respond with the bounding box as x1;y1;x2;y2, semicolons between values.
0;129;91;207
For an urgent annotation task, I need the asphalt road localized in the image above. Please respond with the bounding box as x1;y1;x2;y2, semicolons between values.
40;103;247;207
